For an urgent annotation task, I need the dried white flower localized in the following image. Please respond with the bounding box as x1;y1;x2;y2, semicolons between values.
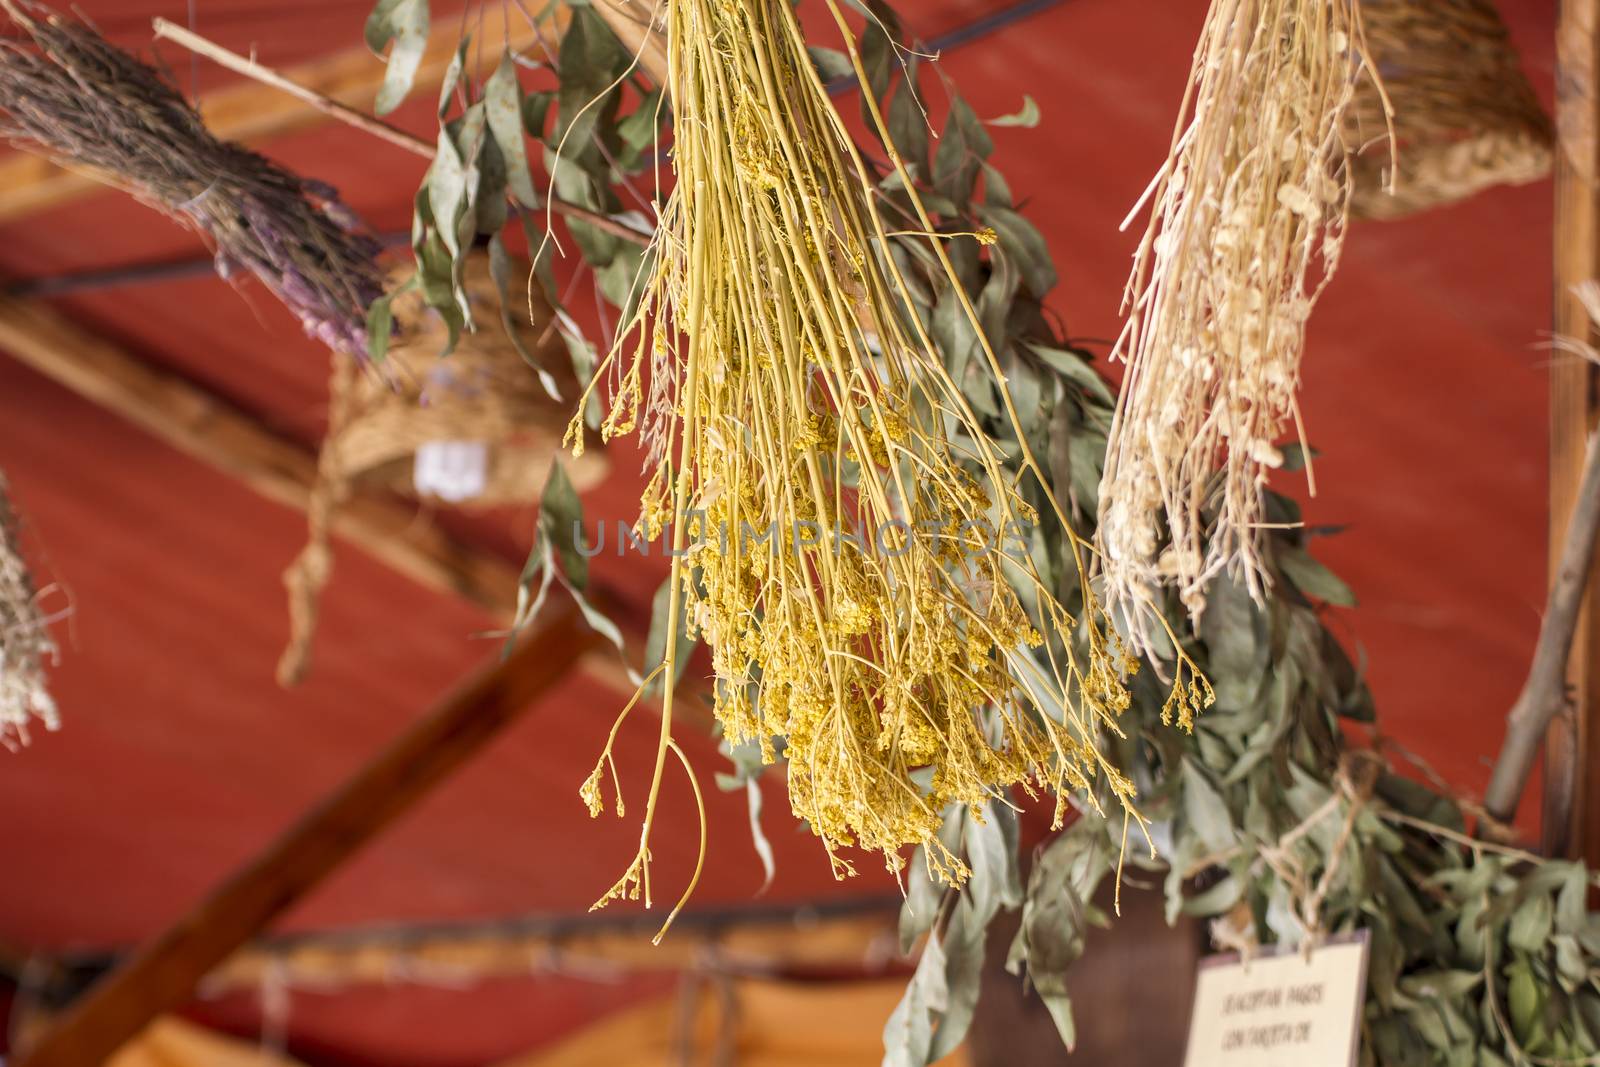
1098;0;1379;632
0;472;59;748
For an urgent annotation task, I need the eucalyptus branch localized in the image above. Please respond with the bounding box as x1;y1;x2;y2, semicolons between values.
1485;429;1600;823
149;18;652;248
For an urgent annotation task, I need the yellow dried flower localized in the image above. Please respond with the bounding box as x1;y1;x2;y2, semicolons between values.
562;0;1208;941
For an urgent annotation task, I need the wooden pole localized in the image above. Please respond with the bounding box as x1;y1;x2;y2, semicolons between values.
1486;432;1600;823
12;597;599;1067
1545;0;1600;857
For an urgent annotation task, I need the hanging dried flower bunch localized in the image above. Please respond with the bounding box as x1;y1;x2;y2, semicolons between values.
1098;0;1386;627
568;0;1208;937
0;472;58;748
0;1;383;352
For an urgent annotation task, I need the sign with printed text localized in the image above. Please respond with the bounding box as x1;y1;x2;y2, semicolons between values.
1183;932;1369;1067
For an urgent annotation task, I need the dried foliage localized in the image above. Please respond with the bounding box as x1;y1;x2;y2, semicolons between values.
359;4;1600;1064
1097;0;1381;626
0;472;57;749
0;2;384;352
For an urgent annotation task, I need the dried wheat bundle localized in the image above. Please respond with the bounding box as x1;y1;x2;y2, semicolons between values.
568;0;1207;939
0;1;383;352
0;472;58;749
1098;0;1380;628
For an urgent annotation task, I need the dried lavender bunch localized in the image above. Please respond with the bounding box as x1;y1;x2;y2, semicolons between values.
0;472;57;749
0;1;383;352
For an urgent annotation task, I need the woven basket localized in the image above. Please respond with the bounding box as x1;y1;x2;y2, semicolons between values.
1347;0;1552;220
334;254;606;504
277;250;605;686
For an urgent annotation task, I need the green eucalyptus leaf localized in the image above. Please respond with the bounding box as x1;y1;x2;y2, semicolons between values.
1181;758;1235;855
570;586;627;657
485;50;540;208
1279;545;1357;608
888;77;930;178
981;161;1013;208
538;460;587;590
808;46;854;82
644;575;695;697
933;96;992;209
436;36;468;119
365;274;418;363
1509;959;1541;1042
1026;343;1113;406
966;801;1023;911
900;806;963;955
522;88;555;138
1509;893;1555;954
1183;873;1243;916
882;929;947;1067
1040;990;1077;1050
555;8;628;154
978;203;1056;297
1280;442;1319;472
987;94;1040;128
616;88;664;164
487;235;561;399
512;532;554;634
932;288;979;383
366;0;429;116
859;19;895;134
928;899;989;1060
428;125;471;264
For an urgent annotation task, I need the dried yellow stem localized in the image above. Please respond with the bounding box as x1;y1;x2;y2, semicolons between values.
572;0;1207;927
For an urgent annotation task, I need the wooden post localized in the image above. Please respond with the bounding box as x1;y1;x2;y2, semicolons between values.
1546;0;1600;858
12;597;599;1067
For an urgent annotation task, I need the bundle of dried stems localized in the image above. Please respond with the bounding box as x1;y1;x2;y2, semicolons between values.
1098;0;1385;628
570;0;1207;938
0;472;57;749
0;1;383;352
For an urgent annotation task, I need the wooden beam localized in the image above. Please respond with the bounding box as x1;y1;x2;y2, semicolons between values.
0;296;674;701
13;596;601;1067
194;905;899;993
0;294;526;618
1546;0;1600;858
0;8;561;223
497;977;953;1067
0;291;719;730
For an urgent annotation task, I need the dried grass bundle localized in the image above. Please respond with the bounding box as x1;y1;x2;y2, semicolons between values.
1098;0;1382;626
0;472;58;749
0;2;383;352
571;0;1206;938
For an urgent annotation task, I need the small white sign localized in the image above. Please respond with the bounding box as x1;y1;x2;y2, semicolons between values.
413;440;489;503
1183;932;1369;1067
